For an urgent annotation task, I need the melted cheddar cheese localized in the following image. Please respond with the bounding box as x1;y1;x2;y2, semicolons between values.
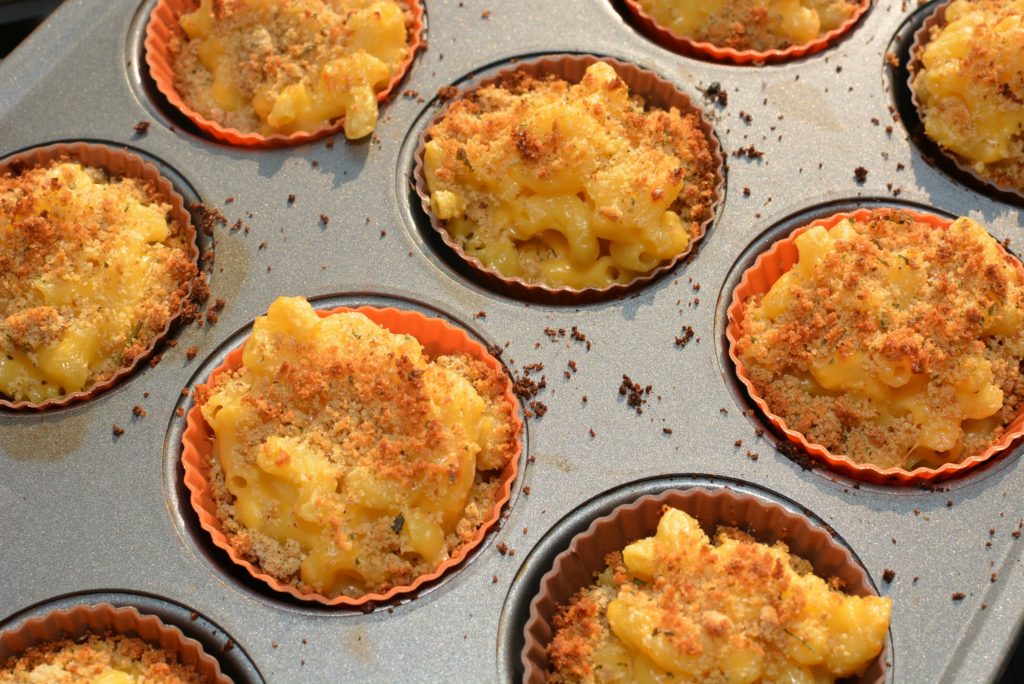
0;635;206;684
548;507;891;683
197;296;516;598
172;0;415;139
913;0;1024;192
0;161;196;404
423;61;718;290
737;209;1024;469
636;0;860;51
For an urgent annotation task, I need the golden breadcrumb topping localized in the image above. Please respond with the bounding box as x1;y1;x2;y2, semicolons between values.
0;635;206;684
913;0;1024;192
171;0;416;138
547;507;890;683
737;209;1024;469
197;296;517;598
636;0;861;52
0;160;195;404
423;61;718;290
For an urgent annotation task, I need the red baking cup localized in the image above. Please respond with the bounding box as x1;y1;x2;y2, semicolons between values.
144;0;424;148
181;305;523;607
413;54;724;305
522;486;889;683
727;208;1024;484
621;0;871;64
908;1;1024;199
0;603;231;683
0;142;199;411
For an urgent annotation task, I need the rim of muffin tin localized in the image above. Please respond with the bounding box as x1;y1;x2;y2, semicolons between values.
165;292;530;613
410;52;726;306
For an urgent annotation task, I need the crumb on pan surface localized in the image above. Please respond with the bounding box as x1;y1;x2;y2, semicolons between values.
170;0;417;139
736;209;1024;470
912;0;1024;193
0;635;206;684
422;61;718;291
634;0;862;52
547;507;891;683
196;296;517;598
0;160;196;404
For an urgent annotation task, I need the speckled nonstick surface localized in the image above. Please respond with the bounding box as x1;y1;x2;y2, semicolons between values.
1;1;1022;682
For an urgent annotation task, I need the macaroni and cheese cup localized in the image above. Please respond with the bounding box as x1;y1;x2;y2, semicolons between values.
621;0;871;64
181;304;523;607
726;208;1024;485
521;486;888;683
144;0;424;148
412;54;725;305
0;142;199;411
907;1;1024;202
0;603;232;683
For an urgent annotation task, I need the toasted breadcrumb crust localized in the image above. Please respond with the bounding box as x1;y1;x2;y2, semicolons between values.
0;635;206;683
424;64;718;287
913;0;1024;193
0;160;196;403
737;209;1024;469
196;310;517;597
636;0;861;52
170;0;415;134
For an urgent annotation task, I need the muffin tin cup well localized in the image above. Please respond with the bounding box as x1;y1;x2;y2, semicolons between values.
520;485;888;683
411;53;725;305
143;0;424;148
619;0;872;64
906;0;1024;202
726;207;1024;485
0;602;232;683
0;141;199;412
180;304;524;608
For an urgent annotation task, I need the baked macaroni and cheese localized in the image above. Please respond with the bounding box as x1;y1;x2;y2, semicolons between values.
912;0;1024;193
633;0;862;52
170;0;417;139
0;635;206;684
735;209;1024;470
546;507;891;683
0;160;196;404
195;296;517;598
422;61;718;291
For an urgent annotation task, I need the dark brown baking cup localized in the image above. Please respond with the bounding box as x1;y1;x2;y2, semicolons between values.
412;54;724;305
0;142;199;411
621;0;871;64
908;1;1024;200
145;0;424;147
0;603;231;683
521;486;888;683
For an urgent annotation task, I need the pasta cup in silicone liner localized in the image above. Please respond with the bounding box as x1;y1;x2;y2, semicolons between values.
412;54;725;305
181;304;523;607
907;1;1024;201
0;142;199;411
144;0;424;148
621;0;871;65
521;486;889;683
726;208;1024;485
0;603;232;683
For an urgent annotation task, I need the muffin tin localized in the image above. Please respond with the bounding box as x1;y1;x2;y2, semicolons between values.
1;0;1023;682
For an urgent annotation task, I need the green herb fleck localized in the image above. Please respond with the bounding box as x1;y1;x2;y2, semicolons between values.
898;253;910;265
392;513;405;534
456;147;473;172
784;629;816;654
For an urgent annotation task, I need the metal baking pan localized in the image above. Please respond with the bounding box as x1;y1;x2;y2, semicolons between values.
1;0;1022;681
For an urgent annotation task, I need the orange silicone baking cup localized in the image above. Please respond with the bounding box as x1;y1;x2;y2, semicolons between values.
0;603;232;683
144;0;424;148
621;0;871;64
521;486;888;683
726;208;1024;484
0;142;199;411
181;305;524;607
412;54;724;305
